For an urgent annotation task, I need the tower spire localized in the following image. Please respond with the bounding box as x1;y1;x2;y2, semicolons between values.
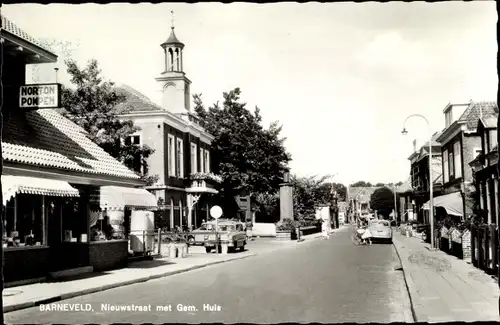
171;10;175;29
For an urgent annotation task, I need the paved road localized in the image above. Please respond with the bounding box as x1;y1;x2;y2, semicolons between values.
5;228;413;323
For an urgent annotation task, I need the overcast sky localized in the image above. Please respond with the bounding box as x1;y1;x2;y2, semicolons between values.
3;2;497;186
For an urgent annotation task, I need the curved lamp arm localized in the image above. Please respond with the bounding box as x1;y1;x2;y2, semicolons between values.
402;114;430;134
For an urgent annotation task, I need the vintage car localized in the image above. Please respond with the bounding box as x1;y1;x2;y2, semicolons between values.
201;219;247;253
187;223;217;246
368;219;393;243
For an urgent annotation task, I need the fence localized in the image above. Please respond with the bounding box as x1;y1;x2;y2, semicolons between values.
471;224;499;277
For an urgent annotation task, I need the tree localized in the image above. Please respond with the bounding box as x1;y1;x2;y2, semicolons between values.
193;89;291;198
369;187;395;218
61;59;158;185
254;192;280;223
375;182;385;187
290;174;342;225
351;181;373;187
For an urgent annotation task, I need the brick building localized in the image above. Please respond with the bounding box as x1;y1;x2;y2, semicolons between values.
469;115;499;225
117;25;219;231
434;101;498;219
406;134;443;224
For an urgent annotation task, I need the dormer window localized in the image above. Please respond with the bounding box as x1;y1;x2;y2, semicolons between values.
445;109;453;128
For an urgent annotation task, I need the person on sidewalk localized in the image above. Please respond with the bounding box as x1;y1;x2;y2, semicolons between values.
321;221;330;240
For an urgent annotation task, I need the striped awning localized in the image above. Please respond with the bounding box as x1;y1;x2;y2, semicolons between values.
2;175;80;205
100;186;158;211
422;192;463;217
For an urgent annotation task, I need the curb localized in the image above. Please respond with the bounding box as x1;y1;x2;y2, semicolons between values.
3;253;257;314
392;237;418;323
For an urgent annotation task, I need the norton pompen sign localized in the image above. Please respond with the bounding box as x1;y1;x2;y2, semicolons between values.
19;83;61;109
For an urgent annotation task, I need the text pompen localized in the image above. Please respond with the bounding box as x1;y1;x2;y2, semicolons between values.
39;303;222;313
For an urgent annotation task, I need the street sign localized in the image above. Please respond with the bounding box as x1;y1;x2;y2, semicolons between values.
210;205;222;219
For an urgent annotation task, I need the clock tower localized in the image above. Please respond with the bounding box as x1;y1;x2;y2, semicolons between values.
156;12;191;114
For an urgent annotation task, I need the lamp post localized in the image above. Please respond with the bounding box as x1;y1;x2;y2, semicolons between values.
402;114;435;249
393;184;398;223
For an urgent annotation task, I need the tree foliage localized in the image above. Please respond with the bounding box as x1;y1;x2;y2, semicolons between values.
351;181;373;187
253;192;280;223
61;59;158;185
291;174;342;225
369;187;395;218
193;88;291;197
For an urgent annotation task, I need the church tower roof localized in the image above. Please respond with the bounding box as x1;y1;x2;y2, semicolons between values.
161;27;184;48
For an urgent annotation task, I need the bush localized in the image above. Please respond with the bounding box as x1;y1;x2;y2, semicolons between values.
276;219;299;231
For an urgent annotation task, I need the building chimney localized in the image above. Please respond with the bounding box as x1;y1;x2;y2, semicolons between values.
413;139;418;153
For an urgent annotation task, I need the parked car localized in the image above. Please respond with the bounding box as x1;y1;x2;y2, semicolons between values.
368;219;393;243
187;223;216;246
202;219;247;253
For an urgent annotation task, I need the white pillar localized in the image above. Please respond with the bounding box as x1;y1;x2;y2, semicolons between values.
179;200;183;228
179;49;183;71
480;182;484;210
494;176;499;225
486;180;492;224
187;194;193;229
169;198;174;229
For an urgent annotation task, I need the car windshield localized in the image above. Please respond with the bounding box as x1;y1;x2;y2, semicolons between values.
370;220;390;227
218;225;235;232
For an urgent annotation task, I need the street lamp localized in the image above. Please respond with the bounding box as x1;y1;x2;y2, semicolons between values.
402;114;436;249
393;183;398;223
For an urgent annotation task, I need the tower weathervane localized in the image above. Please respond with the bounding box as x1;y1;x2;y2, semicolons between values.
171;10;175;29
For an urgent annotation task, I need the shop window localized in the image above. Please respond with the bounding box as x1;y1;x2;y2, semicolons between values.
60;197;83;242
3;194;45;247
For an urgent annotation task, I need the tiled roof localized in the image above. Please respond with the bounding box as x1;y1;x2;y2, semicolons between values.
1;109;140;180
458;101;498;130
115;85;163;112
1;14;55;54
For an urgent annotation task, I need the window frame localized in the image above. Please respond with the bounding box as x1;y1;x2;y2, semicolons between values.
168;134;176;177
199;147;205;173
453;141;462;179
176;137;184;178
443;149;449;183
190;143;198;174
204;149;210;173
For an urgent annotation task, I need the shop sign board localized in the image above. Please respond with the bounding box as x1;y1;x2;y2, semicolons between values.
19;83;61;109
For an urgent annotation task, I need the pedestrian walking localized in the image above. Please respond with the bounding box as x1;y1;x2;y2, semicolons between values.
321;220;329;240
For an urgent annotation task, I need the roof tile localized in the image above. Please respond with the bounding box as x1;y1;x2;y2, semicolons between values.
1;14;55;54
115;85;163;112
1;109;139;180
458;101;498;130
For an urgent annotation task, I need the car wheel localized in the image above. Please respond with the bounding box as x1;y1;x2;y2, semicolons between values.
240;245;245;251
205;247;212;254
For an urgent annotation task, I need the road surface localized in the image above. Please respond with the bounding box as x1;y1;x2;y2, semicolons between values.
5;227;413;323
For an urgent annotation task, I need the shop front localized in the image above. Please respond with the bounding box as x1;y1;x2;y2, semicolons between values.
1;14;157;285
91;186;158;262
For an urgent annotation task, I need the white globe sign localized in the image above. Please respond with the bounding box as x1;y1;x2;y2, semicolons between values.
210;205;223;219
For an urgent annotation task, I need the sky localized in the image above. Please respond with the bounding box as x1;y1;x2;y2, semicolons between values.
3;2;497;187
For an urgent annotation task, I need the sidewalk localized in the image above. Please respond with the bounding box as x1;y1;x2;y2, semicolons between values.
2;230;329;313
393;232;499;322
